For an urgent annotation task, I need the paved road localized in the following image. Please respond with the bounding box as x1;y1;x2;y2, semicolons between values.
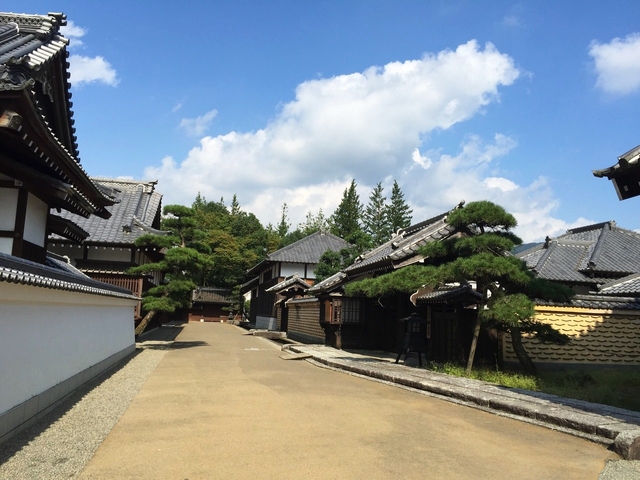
80;323;615;479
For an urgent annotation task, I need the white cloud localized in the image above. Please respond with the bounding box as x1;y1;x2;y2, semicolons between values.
68;55;119;87
483;177;518;192
411;148;432;169
502;15;520;28
401;135;594;241
179;110;218;136
589;33;640;95
143;40;587;242
61;20;118;88
172;101;184;113
60;20;86;48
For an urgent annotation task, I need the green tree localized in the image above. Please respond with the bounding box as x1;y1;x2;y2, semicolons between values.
363;182;390;245
387;180;412;234
277;203;291;238
330;179;364;242
346;201;571;374
130;205;213;335
299;209;330;235
230;194;241;216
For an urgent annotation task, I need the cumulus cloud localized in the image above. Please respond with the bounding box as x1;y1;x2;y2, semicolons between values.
589;33;640;95
61;20;118;87
68;55;119;87
398;135;593;241
60;20;86;48
179;110;218;137
145;40;584;241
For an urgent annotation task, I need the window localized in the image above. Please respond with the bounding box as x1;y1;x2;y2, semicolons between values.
331;298;361;324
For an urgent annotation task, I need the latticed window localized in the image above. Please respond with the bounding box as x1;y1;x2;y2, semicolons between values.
331;298;361;324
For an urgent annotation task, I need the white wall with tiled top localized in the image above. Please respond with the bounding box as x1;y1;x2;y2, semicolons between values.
0;282;137;443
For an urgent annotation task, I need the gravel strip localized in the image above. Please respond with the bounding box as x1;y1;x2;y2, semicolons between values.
0;343;168;480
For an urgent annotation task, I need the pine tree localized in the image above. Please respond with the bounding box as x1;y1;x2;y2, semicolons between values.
346;201;571;375
130;205;213;335
387;180;412;234
363;182;390;245
330;179;363;242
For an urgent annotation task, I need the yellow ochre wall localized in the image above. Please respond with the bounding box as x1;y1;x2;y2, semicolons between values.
503;306;640;365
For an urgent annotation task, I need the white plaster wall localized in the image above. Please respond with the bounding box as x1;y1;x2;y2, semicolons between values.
280;262;317;279
0;188;18;231
23;193;48;247
0;238;13;255
0;283;136;415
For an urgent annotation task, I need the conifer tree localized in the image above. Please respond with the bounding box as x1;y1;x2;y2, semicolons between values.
363;182;390;245
330;179;364;242
277;203;290;238
346;201;571;374
230;194;241;216
387;180;412;234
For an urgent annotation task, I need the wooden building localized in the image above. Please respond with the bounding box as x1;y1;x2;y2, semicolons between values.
0;12;138;445
306;204;480;357
243;231;349;330
188;287;233;322
48;178;166;320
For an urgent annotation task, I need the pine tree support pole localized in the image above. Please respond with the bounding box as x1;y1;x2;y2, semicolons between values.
466;315;482;374
135;309;157;337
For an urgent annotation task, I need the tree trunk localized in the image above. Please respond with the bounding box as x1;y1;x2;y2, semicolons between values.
466;315;483;374
135;309;157;337
510;327;537;375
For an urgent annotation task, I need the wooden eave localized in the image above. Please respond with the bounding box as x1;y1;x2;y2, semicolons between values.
0;89;115;217
47;213;89;243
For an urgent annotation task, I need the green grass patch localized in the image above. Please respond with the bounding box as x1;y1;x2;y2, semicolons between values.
425;362;640;411
425;362;539;390
537;369;640;412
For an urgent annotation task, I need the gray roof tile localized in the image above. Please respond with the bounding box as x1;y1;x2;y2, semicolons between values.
0;252;137;299
599;273;640;296
310;206;460;294
247;231;349;275
49;178;165;245
536;294;640;310
517;221;640;286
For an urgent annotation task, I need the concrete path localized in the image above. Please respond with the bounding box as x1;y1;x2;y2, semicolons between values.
79;322;615;480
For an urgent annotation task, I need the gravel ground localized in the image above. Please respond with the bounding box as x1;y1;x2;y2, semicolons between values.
0;337;171;480
599;460;640;479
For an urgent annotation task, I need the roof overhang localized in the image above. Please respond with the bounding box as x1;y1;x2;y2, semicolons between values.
593;145;640;200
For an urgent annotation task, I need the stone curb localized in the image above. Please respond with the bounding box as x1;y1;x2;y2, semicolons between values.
288;346;640;460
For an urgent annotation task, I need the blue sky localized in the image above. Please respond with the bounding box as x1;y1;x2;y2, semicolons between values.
16;1;640;241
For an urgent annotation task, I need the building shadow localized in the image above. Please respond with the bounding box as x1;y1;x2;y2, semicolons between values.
0;349;142;465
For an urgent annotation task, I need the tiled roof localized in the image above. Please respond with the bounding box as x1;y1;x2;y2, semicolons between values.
414;284;482;305
0;251;137;300
599;273;640;297
191;287;232;304
0;12;117;217
536;294;640;311
49;178;165;245
309;206;461;294
247;231;349;275
265;275;310;293
593;144;640;179
343;215;455;276
517;221;640;286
